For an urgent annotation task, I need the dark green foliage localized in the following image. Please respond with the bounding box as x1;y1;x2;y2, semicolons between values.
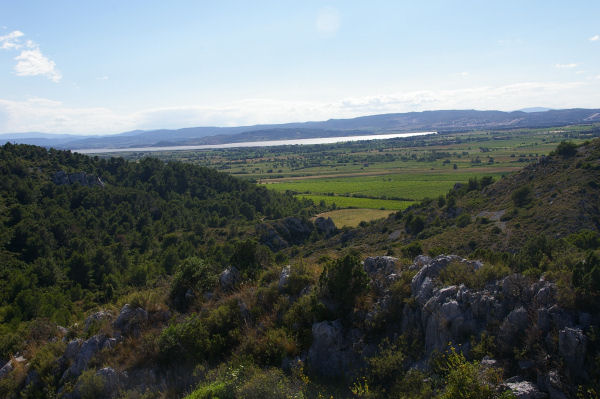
0;144;310;326
401;241;423;259
170;257;218;311
439;261;511;290
568;230;600;250
406;215;425;235
511;186;533;207
555;141;578;157
318;254;368;317
573;251;600;309
456;214;471;228
158;300;242;364
437;347;515;399
230;240;272;278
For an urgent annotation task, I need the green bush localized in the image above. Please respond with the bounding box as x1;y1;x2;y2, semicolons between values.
511;186;533;207
456;214;471;228
230;240;273;278
555;141;578;157
439;261;511;290
318;254;368;316
401;241;423;259
158;300;242;364
438;347;515;399
170;257;217;311
78;369;105;399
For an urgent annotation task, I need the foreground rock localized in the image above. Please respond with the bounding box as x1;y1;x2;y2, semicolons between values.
113;304;148;337
62;335;116;380
306;254;594;397
219;266;241;291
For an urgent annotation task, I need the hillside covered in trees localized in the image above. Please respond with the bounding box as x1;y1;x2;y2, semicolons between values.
0;141;599;398
0;143;321;331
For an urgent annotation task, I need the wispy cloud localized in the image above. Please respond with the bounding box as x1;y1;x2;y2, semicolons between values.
555;63;578;69
0;30;24;50
0;30;61;82
590;35;600;42
96;76;109;80
0;81;597;134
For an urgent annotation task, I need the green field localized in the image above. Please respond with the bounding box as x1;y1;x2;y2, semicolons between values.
298;194;413;210
263;170;509;201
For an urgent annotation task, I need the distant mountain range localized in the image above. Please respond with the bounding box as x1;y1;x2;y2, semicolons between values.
2;108;600;150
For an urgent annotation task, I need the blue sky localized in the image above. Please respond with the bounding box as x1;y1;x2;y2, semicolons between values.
1;1;600;134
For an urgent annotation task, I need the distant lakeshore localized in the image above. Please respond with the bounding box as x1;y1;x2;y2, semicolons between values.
75;131;437;154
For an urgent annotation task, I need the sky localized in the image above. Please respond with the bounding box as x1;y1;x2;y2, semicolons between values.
1;1;600;134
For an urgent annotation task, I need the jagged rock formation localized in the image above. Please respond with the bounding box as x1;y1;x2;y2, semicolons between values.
307;254;596;397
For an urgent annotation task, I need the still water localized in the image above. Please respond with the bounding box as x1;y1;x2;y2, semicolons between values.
76;131;436;154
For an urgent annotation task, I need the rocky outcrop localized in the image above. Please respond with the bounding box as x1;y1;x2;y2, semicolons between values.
307;320;362;378
278;265;291;292
363;256;399;294
62;335;116;380
306;253;594;395
314;217;337;237
113;304;148;337
258;217;330;250
558;327;587;379
84;310;113;332
503;377;547;399
53;170;105;187
0;356;26;380
219;266;241;291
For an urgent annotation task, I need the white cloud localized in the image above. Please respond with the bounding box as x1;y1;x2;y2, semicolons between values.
0;30;61;82
96;76;109;80
590;35;600;42
14;48;62;82
0;30;24;50
555;63;578;69
1;80;598;134
316;7;340;35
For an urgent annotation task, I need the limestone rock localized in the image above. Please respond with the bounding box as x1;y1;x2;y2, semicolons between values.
113;304;148;337
219;266;241;291
558;327;587;379
314;216;336;237
307;320;360;378
504;378;547;399
62;335;111;380
278;265;291;292
84;310;113;332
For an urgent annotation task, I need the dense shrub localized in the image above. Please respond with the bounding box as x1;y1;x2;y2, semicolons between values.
439;261;511;290
401;241;423;259
555;141;578;157
318;255;368;316
170;257;217;311
456;214;471;228
438;347;515;399
512;186;533;207
158;300;242;364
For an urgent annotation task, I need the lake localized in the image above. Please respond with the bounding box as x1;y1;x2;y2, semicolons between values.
76;131;436;154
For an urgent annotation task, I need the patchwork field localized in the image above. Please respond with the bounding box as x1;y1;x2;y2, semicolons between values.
102;124;600;224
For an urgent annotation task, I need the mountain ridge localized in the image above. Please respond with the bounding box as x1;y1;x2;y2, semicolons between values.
2;108;600;150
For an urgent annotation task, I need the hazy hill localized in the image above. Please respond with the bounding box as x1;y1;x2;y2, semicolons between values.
3;108;600;150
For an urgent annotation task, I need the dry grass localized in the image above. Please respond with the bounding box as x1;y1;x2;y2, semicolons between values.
316;208;395;228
